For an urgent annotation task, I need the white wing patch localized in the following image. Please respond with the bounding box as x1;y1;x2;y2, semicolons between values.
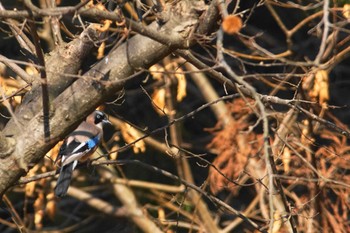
72;141;88;154
61;146;90;167
72;160;78;170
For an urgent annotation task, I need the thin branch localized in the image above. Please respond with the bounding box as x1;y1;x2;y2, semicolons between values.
267;145;299;233
0;2;35;54
18;157;265;232
163;57;220;233
93;159;266;233
177;51;350;138
314;0;330;65
22;0;90;16
0;85;21;130
3;195;28;233
216;27;297;233
184;61;232;126
111;178;186;193
57;182;129;217
100;93;240;156
278;136;350;189
24;3;51;142
0;54;34;84
97;158;164;233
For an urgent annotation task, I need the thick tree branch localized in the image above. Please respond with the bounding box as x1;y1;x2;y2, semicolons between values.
0;132;15;159
3;25;101;136
0;0;218;199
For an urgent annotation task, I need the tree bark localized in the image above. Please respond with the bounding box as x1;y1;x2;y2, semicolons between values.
0;0;218;197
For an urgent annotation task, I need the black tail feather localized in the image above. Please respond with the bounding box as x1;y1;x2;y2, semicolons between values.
55;163;74;197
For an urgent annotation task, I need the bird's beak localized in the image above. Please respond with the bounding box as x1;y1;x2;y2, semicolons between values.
103;119;112;125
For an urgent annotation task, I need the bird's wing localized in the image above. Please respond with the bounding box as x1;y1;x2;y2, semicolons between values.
60;135;100;167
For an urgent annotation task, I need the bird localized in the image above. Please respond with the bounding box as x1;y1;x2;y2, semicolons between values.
54;110;111;197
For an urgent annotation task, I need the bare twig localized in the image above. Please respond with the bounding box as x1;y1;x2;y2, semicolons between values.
3;195;28;233
56;183;128;217
101;93;239;156
93;159;266;232
97;159;164;233
163;57;220;233
184;61;232;126
0;2;35;54
0;54;34;84
216;26;293;232
24;2;51;142
314;0;330;65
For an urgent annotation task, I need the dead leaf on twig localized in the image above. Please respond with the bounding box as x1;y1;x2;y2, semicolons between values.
207;98;263;194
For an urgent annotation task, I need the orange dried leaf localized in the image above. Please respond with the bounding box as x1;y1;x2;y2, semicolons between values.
25;182;36;197
98;20;112;32
343;4;350;19
222;15;242;35
152;89;168;115
120;122;146;154
25;66;39;76
34;193;45;229
316;70;329;104
0;78;22;104
87;0;94;8
271;210;282;233
25;164;40;197
97;42;106;59
300;120;312;145
149;64;164;81
207;98;263;194
158;208;166;221
175;69;187;102
164;62;187;102
282;147;291;173
110;144;119;160
309;70;329;105
48;141;63;163
45;193;56;220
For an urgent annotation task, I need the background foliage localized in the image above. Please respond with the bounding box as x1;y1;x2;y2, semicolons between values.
0;0;350;232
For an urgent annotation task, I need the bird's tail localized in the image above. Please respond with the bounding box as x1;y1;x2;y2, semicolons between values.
55;163;74;197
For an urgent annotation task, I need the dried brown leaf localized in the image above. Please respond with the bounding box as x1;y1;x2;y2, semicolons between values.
149;64;164;82
343;4;350;19
175;68;186;102
222;15;243;35
152;88;168;114
309;70;329;105
33;193;45;229
97;41;106;59
120;122;146;154
282;147;291;173
207;98;263;194
45;193;56;220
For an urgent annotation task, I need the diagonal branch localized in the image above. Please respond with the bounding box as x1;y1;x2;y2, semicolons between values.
24;3;51;142
0;0;219;200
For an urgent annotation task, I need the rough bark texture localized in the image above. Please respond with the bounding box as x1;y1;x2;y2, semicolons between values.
0;0;215;197
3;25;100;135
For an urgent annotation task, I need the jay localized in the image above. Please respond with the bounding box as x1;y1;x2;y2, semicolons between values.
54;110;110;197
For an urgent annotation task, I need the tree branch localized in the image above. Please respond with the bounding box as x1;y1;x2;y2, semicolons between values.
0;0;218;200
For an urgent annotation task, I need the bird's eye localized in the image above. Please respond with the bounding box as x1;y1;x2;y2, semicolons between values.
94;111;107;124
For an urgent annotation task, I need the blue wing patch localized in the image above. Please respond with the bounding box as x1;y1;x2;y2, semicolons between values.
87;135;100;149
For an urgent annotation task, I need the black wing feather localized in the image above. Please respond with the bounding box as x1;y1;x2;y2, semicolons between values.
55;162;74;197
64;139;89;155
